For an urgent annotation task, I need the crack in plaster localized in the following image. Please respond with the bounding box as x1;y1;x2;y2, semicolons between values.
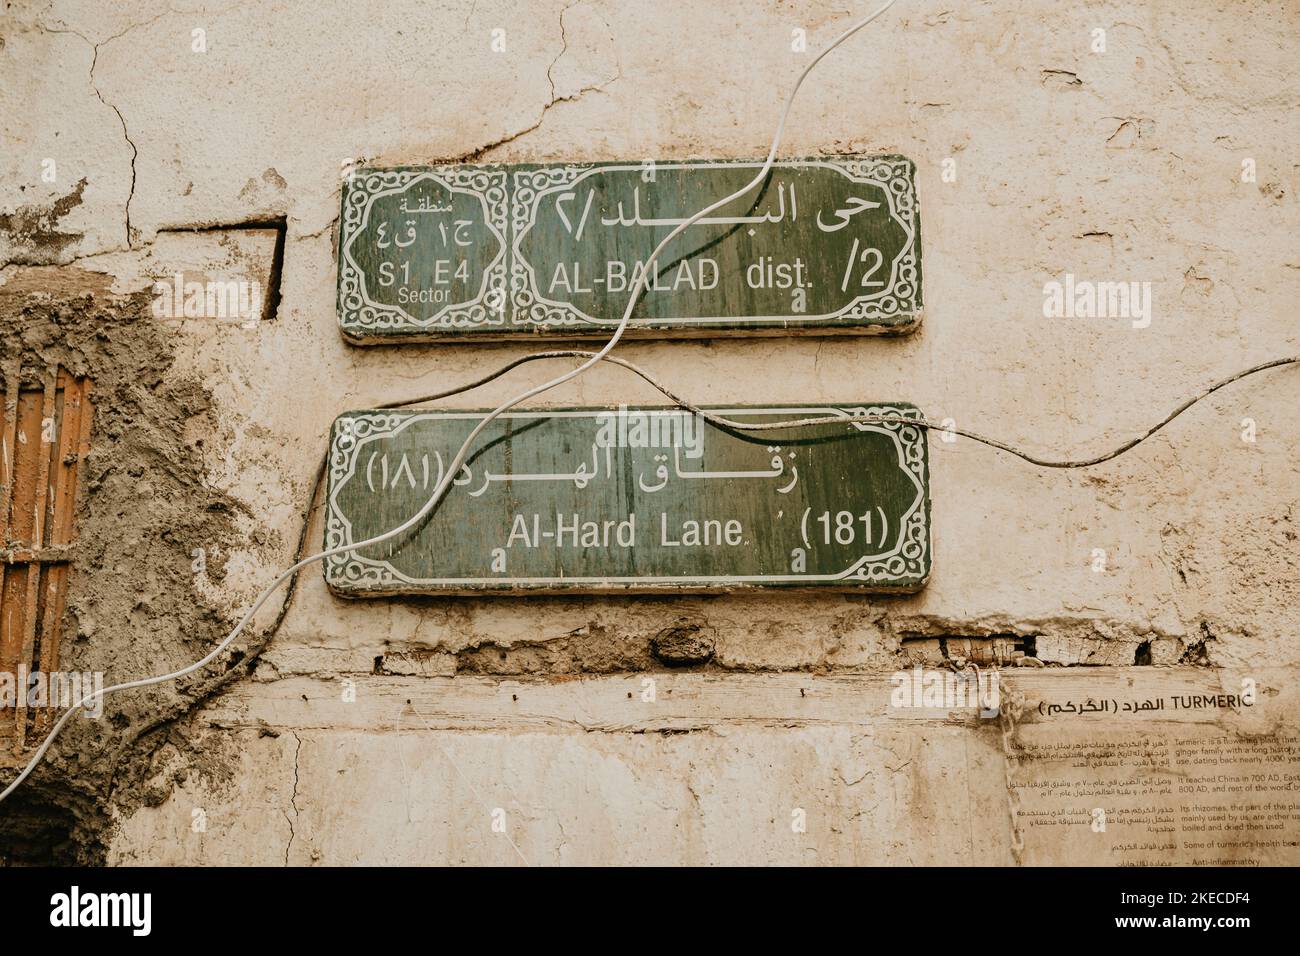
35;13;166;249
283;730;302;865
452;0;622;163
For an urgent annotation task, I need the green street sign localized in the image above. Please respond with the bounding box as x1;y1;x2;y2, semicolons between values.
324;404;931;595
337;157;921;343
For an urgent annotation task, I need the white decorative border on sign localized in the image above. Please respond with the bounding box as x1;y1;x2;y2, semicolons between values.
338;168;509;335
323;405;929;591
509;158;920;329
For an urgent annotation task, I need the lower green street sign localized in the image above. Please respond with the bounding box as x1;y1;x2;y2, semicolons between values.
337;156;921;343
324;404;930;595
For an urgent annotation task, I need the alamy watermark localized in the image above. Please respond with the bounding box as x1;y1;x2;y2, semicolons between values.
152;272;263;328
0;668;105;718
50;886;151;936
595;405;706;459
1043;272;1151;329
890;665;1000;717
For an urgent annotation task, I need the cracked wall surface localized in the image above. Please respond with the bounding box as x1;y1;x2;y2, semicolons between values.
2;0;1298;864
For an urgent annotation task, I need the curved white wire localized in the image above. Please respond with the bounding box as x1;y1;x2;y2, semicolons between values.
0;0;900;805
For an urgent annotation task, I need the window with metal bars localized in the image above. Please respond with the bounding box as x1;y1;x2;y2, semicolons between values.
0;371;93;759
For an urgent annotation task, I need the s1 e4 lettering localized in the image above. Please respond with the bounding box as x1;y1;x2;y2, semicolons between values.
337;157;922;343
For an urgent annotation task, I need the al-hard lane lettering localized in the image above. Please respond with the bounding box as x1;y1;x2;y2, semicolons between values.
324;404;930;594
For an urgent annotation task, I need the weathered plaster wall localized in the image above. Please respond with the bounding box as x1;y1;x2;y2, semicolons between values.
1;0;1297;864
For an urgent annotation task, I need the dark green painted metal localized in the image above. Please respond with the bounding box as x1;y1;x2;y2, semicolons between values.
337;157;921;343
324;403;930;595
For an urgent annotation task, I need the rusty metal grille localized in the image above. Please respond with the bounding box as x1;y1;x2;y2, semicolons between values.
0;372;93;757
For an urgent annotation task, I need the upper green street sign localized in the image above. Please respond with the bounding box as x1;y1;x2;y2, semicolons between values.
337;157;921;343
324;403;931;595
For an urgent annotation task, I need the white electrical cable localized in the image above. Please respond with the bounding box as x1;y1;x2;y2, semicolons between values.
401;350;1299;469
0;0;902;805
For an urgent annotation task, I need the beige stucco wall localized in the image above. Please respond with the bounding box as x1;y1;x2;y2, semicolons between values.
2;0;1297;864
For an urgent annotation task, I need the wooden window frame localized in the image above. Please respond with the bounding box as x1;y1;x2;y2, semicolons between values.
0;371;93;759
